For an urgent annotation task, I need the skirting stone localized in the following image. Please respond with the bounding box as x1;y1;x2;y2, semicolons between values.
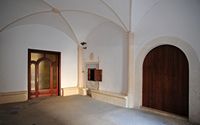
91;90;128;107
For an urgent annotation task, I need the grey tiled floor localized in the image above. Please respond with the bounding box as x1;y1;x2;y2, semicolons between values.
0;95;195;125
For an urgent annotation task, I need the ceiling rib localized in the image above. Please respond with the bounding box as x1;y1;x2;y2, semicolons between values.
58;13;79;43
0;0;128;39
43;0;127;31
129;0;132;31
99;0;128;31
135;0;161;27
41;0;79;43
60;9;126;31
0;10;52;32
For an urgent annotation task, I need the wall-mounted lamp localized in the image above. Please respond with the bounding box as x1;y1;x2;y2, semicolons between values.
80;42;87;49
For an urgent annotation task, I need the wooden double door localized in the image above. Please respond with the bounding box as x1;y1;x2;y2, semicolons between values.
28;49;60;99
143;45;189;117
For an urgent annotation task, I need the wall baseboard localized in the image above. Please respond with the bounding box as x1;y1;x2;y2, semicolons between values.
0;88;127;107
0;87;81;104
61;87;79;96
0;91;28;104
78;87;88;96
91;90;128;107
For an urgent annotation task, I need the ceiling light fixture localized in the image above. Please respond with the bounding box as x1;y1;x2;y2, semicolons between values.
80;42;87;49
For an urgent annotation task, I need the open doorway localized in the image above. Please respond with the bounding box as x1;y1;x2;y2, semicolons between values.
28;49;61;99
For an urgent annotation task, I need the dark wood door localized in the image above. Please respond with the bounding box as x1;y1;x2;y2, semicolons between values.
142;45;189;117
28;49;61;99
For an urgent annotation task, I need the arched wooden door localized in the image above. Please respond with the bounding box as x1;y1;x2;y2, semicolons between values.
142;45;189;117
28;49;61;99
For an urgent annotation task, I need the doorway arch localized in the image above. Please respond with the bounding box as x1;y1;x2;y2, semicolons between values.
132;36;200;123
142;45;189;116
28;49;61;99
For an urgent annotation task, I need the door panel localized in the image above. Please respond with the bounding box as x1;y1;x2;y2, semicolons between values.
30;64;36;91
28;49;60;99
53;63;58;89
38;61;50;89
31;53;43;61
142;45;189;117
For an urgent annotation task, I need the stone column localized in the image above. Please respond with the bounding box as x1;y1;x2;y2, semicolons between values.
78;45;88;95
127;32;134;108
78;46;84;88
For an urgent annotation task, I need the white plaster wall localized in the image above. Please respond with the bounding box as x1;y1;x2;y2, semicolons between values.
0;0;130;96
0;24;78;92
85;22;128;94
132;0;200;124
134;0;200;60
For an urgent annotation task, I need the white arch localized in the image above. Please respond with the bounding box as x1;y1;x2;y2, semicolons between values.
99;0;128;31
43;0;128;31
0;10;51;32
0;10;79;43
0;0;129;42
60;10;127;32
132;36;200;122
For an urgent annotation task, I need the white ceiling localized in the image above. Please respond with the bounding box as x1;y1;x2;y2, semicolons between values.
0;0;158;42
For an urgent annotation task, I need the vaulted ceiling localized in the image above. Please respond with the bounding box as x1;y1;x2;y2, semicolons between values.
0;0;165;43
0;0;131;42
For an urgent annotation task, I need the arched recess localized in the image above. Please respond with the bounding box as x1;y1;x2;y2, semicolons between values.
0;24;78;92
142;45;188;117
133;36;200;122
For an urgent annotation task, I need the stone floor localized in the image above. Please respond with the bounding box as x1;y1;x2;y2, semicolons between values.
0;95;196;125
